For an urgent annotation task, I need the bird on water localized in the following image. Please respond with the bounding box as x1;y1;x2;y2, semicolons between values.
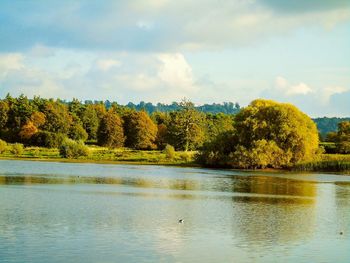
178;219;184;224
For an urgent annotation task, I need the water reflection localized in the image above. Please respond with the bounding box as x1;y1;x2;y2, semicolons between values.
1;160;350;263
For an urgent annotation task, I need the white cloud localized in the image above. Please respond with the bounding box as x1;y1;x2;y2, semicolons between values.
321;86;349;103
157;53;197;92
0;53;24;74
3;1;350;51
274;76;313;96
0;50;201;103
95;59;121;71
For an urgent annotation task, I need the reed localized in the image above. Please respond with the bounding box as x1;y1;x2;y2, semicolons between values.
293;154;350;172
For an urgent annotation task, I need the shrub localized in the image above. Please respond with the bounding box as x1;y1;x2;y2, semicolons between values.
179;152;192;162
164;144;175;160
0;139;7;154
59;139;90;159
197;99;319;168
31;131;66;148
69;123;88;142
10;143;24;156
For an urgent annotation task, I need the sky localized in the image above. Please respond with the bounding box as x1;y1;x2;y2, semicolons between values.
0;0;349;117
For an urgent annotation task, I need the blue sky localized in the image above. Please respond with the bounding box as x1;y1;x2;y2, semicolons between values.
0;0;349;116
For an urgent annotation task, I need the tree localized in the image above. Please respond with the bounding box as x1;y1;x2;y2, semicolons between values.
155;123;168;149
167;100;206;151
69;122;88;142
80;105;99;140
30;112;46;128
123;111;158;150
198;99;319;168
19;121;38;140
59;138;90;158
97;110;125;148
41;100;72;134
204;113;234;142
336;121;350;153
0;100;9;129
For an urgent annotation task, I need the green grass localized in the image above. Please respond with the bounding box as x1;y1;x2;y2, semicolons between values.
293;154;350;173
0;144;198;166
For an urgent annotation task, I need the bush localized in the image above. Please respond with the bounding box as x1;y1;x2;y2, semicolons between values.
59;139;90;159
10;143;24;156
31;131;66;148
164;144;175;160
0;139;7;153
179;152;192;162
197;99;319;168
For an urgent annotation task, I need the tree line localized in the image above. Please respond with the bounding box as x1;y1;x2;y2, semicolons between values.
0;94;234;152
0;95;326;169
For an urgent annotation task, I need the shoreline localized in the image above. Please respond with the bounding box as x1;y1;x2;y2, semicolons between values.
0;156;200;168
1;156;349;175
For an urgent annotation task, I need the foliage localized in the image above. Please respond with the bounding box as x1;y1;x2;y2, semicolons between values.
31;131;66;148
0;100;9;129
167;100;206;151
164;144;176;160
155;123;168;149
10;143;24;156
69;122;88;142
0;139;7;153
126;101;240;114
59;139;90;158
19;121;38;140
314;117;350;140
198;99;319;168
97;110;125;148
80;104;100;140
41;100;72;134
123;111;158;150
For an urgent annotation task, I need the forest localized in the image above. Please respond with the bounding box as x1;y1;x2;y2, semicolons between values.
0;94;349;170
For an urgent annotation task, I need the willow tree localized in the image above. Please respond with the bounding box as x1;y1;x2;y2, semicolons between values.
198;99;319;168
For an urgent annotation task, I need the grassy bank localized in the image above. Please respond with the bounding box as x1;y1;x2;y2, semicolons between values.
0;145;198;167
1;144;350;173
293;154;350;173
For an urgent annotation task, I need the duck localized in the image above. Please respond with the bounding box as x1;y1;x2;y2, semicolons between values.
178;219;184;224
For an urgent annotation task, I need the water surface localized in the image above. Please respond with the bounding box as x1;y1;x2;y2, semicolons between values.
0;160;349;262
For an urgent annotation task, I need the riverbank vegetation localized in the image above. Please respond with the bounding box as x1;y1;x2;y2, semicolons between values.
0;94;349;172
0;142;197;165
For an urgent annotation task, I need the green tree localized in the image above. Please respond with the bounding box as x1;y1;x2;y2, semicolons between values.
69;122;88;142
124;111;158;150
41;100;72;134
97;110;125;148
0;100;9;129
59;138;90;158
167;100;205;151
336;121;350;153
198;99;319;168
80;104;99;140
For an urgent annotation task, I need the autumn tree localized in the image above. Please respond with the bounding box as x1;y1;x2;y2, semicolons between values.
124;111;158;150
19;121;38;140
97;110;125;148
198;99;319;168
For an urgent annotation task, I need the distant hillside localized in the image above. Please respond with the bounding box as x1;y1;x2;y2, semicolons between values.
123;101;241;114
313;117;350;138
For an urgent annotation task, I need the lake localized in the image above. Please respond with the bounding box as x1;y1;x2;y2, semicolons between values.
0;160;349;263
